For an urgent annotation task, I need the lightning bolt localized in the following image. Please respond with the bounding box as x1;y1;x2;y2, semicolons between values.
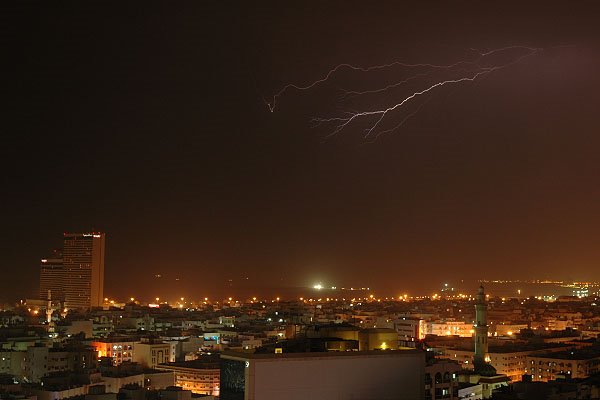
267;60;470;113
366;96;433;143
269;45;542;140
267;45;539;112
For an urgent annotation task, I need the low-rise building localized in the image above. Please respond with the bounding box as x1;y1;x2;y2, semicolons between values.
144;370;175;390
442;343;575;382
99;364;145;393
394;317;425;341
220;349;424;400
25;344;97;383
428;321;474;338
425;358;463;400
526;348;600;381
0;350;26;378
92;339;136;366
155;358;220;396
132;339;174;368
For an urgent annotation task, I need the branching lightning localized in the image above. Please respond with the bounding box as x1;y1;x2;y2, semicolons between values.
267;46;543;140
266;59;475;113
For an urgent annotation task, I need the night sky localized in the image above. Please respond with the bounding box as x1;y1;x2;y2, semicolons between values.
3;2;600;301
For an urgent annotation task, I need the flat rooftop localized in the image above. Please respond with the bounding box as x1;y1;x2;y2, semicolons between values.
448;342;571;353
91;337;138;343
222;349;423;360
530;348;600;360
157;357;220;370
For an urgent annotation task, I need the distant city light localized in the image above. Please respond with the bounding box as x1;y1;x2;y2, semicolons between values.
313;284;323;290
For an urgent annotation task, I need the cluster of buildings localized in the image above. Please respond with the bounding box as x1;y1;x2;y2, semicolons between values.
2;232;600;399
0;305;423;400
38;233;106;310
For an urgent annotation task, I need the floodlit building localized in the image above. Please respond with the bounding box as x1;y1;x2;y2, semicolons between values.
155;358;220;396
427;321;474;338
91;338;136;365
447;347;541;382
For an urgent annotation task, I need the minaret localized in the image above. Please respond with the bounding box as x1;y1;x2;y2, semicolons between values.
46;289;56;333
474;285;489;371
46;289;53;324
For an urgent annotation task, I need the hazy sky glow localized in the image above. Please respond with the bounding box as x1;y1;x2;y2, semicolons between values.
3;2;600;301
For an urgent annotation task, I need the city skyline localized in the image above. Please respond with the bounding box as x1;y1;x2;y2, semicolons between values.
32;229;600;306
4;2;600;302
17;230;600;303
4;3;600;399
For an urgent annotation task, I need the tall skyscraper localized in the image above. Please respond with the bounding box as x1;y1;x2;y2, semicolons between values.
39;249;64;301
63;232;105;309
